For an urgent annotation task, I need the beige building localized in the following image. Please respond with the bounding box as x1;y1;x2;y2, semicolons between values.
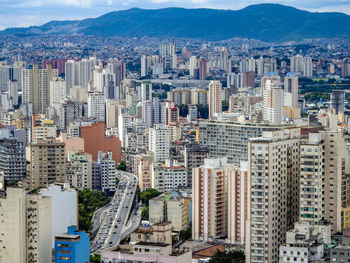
324;131;350;233
167;197;188;232
192;157;233;241
246;128;301;263
227;161;248;245
300;133;325;223
208;80;222;119
30;138;66;189
0;187;52;263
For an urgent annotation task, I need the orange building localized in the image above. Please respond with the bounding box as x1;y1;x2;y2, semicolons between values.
80;122;121;164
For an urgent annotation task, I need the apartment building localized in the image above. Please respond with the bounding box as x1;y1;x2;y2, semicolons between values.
246;128;301;263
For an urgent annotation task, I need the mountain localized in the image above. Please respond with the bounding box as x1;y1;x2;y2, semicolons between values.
2;4;350;42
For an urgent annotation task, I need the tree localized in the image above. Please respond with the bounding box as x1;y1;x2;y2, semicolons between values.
222;100;229;111
117;161;127;171
90;254;101;263
178;104;188;117
139;188;162;206
197;104;209;119
179;224;191;241
210;249;245;263
78;189;111;231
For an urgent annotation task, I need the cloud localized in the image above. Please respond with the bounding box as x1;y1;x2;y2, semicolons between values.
0;0;349;28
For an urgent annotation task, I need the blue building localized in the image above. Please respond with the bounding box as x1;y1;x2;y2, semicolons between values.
55;225;90;263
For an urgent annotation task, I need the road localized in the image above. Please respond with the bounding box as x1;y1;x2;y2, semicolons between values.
90;170;140;253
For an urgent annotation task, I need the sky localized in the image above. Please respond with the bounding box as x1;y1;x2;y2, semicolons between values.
0;0;349;29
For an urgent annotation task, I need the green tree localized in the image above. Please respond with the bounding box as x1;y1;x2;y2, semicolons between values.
90;253;101;263
210;249;245;263
178;104;188;117
179;224;192;241
78;189;111;231
141;205;149;220
197;104;209;119
139;188;162;206
117;161;127;171
222;100;229;111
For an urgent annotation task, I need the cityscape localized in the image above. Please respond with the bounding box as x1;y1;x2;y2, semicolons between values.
1;2;350;263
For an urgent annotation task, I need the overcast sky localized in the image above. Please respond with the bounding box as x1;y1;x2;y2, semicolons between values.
0;0;349;29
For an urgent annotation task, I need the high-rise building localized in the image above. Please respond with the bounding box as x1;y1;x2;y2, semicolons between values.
208;80;222;119
284;73;298;109
0;138;26;183
141;55;148;77
199;57;208;80
184;142;209;187
149;124;170;162
189;56;198;77
65;60;76;93
80;122;122;164
141;81;152;102
262;74;283;124
30;138;66;189
49;77;66;107
198;121;281;164
22;64;58;114
0;187;52;263
40;184;78;248
98;151;117;192
192;158;233;241
227;161;248;245
324;131;349;233
331;90;345;114
299;133;325;223
246;129;300;263
88;92;105;121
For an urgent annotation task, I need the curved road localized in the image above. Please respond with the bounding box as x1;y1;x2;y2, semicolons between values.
91;171;140;253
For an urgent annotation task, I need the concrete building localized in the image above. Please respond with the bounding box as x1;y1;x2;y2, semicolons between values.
198;121;282;164
300;133;325;223
0;138;26;183
330;90;345;114
167;197;188;232
283;73;298;109
49;77;66;107
22;64;58;114
98;151;117;192
141;81;152;102
151;164;187;192
208;80;222;119
54;225;89;263
40;183;78;248
101;222;191;262
246;129;301;263
262;74;283;124
324;131;349;233
30;138;66;189
227;161;248;245
0;187;52;263
184;142;209;187
279;221;331;263
149;124;170;162
68;151;92;189
88;92;105;121
192;158;233;241
80;121;121;164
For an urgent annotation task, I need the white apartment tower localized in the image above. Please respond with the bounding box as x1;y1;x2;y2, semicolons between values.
246;129;301;263
88;92;105;121
262;75;283;124
149;124;170;162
